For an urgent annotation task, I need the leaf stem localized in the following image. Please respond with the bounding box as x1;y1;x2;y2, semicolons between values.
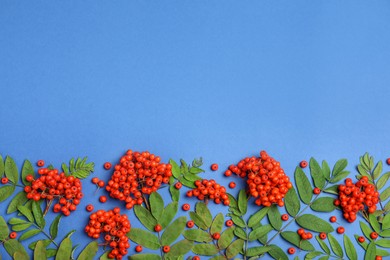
32;223;59;247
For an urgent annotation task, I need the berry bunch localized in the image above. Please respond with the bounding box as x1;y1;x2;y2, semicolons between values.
105;150;172;209
297;228;313;240
186;179;230;205
225;151;292;207
334;177;379;222
85;208;131;260
24;168;83;216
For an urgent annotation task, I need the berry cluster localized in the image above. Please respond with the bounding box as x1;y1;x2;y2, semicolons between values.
225;151;292;207
334;177;379;222
297;228;313;240
105;150;172;209
24;168;83;216
186;179;230;205
85;208;131;260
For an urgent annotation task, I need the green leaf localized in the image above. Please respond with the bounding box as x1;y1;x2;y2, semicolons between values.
323;185;339;195
305;251;322;259
295;167;313;204
268;245;288;260
376;239;390;248
0;185;16;202
21;160;34;186
178;177;195;188
127;228;160;249
332;159;348;176
360;221;373;240
17;205;34;222
12;223;32;231
61;163;69;175
233;227;246;240
28;239;51;250
134;205;157;232
330;171;351;183
192;244;219;256
183;229;212;242
248;224;273;241
56;237;72;260
67;157;94;179
34;240;47;260
0;155;4;177
380;186;390;202
218;227;235;249
267;204;282;230
128;253;161;260
227;193;238;209
322;160;331;180
296;214;334;233
170;159;181;178
382;213;390;230
379;229;390;237
4;239;28;259
7;191;27;214
280;231;315;251
32;201;45;229
373;161;383;180
310;197;336;212
183;172;202;182
248;207;270;228
246;246;272;257
229;214;246;228
14;251;30;260
161;216;186;245
19;228;41;241
0;216;10;240
238;189;248;215
165;239;194;257
226;239;244;259
189;167;204;174
284;187;300;217
357;164;370;178
377;172;390;190
316;235;330;254
50;214;62;240
150;192;164;221
365;242;376;260
5;156;19;184
210;213;224;235
344;235;357;260
169;185;180;202
328;233;343;257
195;202;212;228
189;212;208;230
369;214;381;233
160;202;178;229
310;158;326;189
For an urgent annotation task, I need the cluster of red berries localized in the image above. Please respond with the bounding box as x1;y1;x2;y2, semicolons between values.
85;208;130;260
105;150;172;209
297;228;313;240
24;168;83;216
225;151;292;207
334;177;379;222
186;179;230;205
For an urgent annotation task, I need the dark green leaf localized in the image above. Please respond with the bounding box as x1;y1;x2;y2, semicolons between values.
246;246;272;257
180;159;188;173
7;191;27;214
248;224;273;241
128;253;161;260
227;193;238;209
56;237;72;260
248;207;270;228
310;158;326;189
369;214;381;233
19;228;41;241
0;185;16;202
280;231;315;251
305;251;322;259
170;159;180;179
183;172;202;182
373;161;383;180
332;159;348;176
360;221;373;240
365;242;376;260
0;216;10;240
195;202;212;228
238;189;248;215
322;160;331;180
323;185;338;195
382;213;390;230
28;239;51;250
267;204;282;230
50;215;62;240
77;241;98;260
9;218;28;225
0;155;4;177
169;185;180;202
178;177;195;188
192;244;219;256
331;170;351;183
218;227;235;249
183;229;212;242
134;205;157;232
380;186;390;202
32;201;45;229
226;239;244;259
12;223;32;231
316;236;330;254
161;216;186;245
376;239;390;248
268;245;288;260
210;213;224;235
296;214;334;233
5;156;19;184
344;234;357;260
310;197;336;212
229;214;246;228
17;205;34;222
328;233;343;257
189;167;204;174
160;202;178;229
127;228;160;250
4;239;28;259
284;188;300;217
21;160;34;186
150;192;164;221
295;167;313;204
189;212;208;230
165;239;193;257
234;227;247;240
377;172;390;190
34;240;47;260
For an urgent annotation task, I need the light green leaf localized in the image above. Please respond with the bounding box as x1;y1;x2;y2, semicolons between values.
19;229;41;241
268;245;288;260
17;205;34;222
246;246;272;257
128;254;161;260
183;229;212;243
195;202;212;228
377;172;390;190
295;167;313;204
328;233;343;257
169;185;180;202
165;239;194;257
365;242;376;260
34;240;47;260
7;191;27;214
134;205;157;232
238;189;247;215
322;160;331;180
210;213;224;235
161;216;186;246
360;221;373;240
160;202;178;229
296;214;334;233
229;214;246;228
127;228;160;250
330;171;350;183
4;239;28;259
344;235;357;260
380;186;390;202
0;155;4;177
50;215;62;240
0;216;10;240
5;156;19;184
0;185;16;202
323;185;339;195
192;244;219;256
189;212;208;230
218;227;235;249
234;227;247;240
248;207;270;228
56;237;72;260
382;213;390;230
170;159;181;179
28;239;51;250
373;161;383;180
150;192;164;221
310;158;326;189
369;214;381;233
226;239;244;259
376;239;390;248
12;223;32;231
332;159;348;176
32;201;45;229
21;160;34;186
280;231;315;251
310;197;336;212
305;251;322;259
248;224;273;241
284;187;300;217
77;241;98;260
267;204;282;230
316;235;330;254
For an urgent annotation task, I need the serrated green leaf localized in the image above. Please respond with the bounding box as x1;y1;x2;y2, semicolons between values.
68;157;94;179
246;246;272;257
332;159;348;176
0;216;10;240
357;164;371;178
21;160;34;186
192;244;219;256
210;213;224;235
9;218;28;225
362;153;371;169
360;221;373;240
234;227;247;240
382;213;390;230
32;201;45;229
226;239;244;259
189;167;204;174
150;192;164;221
268;244;288;260
134;205;157;232
161;216;186;245
373;161;383;180
369;214;381;233
376;239;390;248
195;202;212;228
19;228;41;241
4;239;28;259
248;207;270;227
296;214;334;233
50;214;61;240
328;233;343;257
5;156;19;184
178;177;195;188
34;240;47;260
377;172;390;190
218;227;235;249
322;160;331;180
0;155;4;177
189;211;208;230
14;250;30;260
344;235;357;260
310;197;336;212
310;158;326;189
56;237;72;260
238;189;247;215
165;239;194;257
61;163;69;175
249;224;273;241
183;172;202;182
284;187;300;217
169;185;180;202
12;223;32;231
128;254;161;260
295;167;313;204
183;229;212;242
330;171;351;183
323;185;339;195
280;231;315;251
127;228;160;250
227;193;238;209
305;251;322;259
365;242;376;260
160;202;178;229
380;186;390;201
229;214;246;228
17;205;34;222
316;235;330;254
0;185;16;202
385;200;390;212
379;229;390;237
7;191;27;214
267;204;282;230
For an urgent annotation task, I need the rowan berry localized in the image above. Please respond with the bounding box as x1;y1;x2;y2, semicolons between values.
99;196;107;203
337;227;345;234
91;177;99;184
25;174;34;182
229;182;236;189
212;232;220;240
9;232;17;239
370;232;378;240
329;216;337;223
37;160;45;167
287;247;296;255
1;177;8;184
358;236;365;243
281;214;289;221
306;232;313;239
211;163;218;171
135;245;142;252
225;220;233;227
224;170;232;176
376;256;382;260
154;224;162;232
188;179;230;206
162;245;170;253
313;187;321;194
300;160;308;168
182;203;190;211
86;204;94;212
175;182;182;189
98;180;105;188
187;220;195;228
192;257;200;260
319;232;327;240
104;162;112;170
387;158;390;165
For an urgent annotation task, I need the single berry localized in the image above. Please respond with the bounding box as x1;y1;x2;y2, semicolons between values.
154;224;162;232
99;195;107;203
212;232;221;240
135;245;142;253
162;245;170;253
281;214;289;221
337;226;345;234
387;158;390;165
319;232;327;240
225;219;233;227
1;177;9;184
370;232;378;240
301;233;308;240
104;162;112;170
229;182;236;189
187;220;195;228
300;160;308;168
329;216;337;223
37;160;45;167
25;175;34;182
182;203;190;211
9;232;17;239
97;180;105;188
287;247;296;255
211;163;219;171
192;257;200;260
306;232;313;239
91;177;99;184
358;236;365;243
86;204;94;212
297;228;305;236
313;187;321;194
175;182;182;189
376;256;383;260
224;170;232;176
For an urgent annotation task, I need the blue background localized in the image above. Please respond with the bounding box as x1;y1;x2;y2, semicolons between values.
1;1;390;259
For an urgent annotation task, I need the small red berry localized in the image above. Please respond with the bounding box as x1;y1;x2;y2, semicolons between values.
135;245;142;253
313;187;321;194
319;232;327;240
192;257;200;260
212;232;220;240
358;236;365;243
1;177;9;184
104;162;112;170
162;245;170;253
9;232;17;239
301;233;308;240
228;182;236;189
337;227;345;234
370;232;378;240
86;204;94;212
300;160;308;168
25;175;34;182
387;158;390;165
99;195;107;203
187;220;195;228
376;256;383;260
287;247;296;255
37;160;45;167
297;228;305;236
330;216;337;223
281;214;289;221
225;220;233;227
211;163;218;171
224;170;232;176
97;180;105;188
182;203;190;211
175;182;182;189
306;232;313;239
91;177;99;184
154;224;162;232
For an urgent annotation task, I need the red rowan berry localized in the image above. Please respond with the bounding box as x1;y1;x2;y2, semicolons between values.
300;160;308;168
104;162;112;170
192;257;200;260
175;182;182;189
281;214;289;221
229;182;236;189
37;160;45;167
225;220;233;227
211;163;218;171
319;232;327;240
182;203;190;211
287;247;295;254
376;256;382;260
212;232;220;240
135;245;142;253
86;204;94;212
358;236;365;243
99;196;107;203
297;228;305;236
91;177;99;184
313;187;321;194
187;220;195;228
387;158;390;165
154;224;162;232
9;232;17;239
162;245;170;253
370;232;378;240
337;227;345;234
1;177;8;184
329;216;337;223
97;180;105;188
